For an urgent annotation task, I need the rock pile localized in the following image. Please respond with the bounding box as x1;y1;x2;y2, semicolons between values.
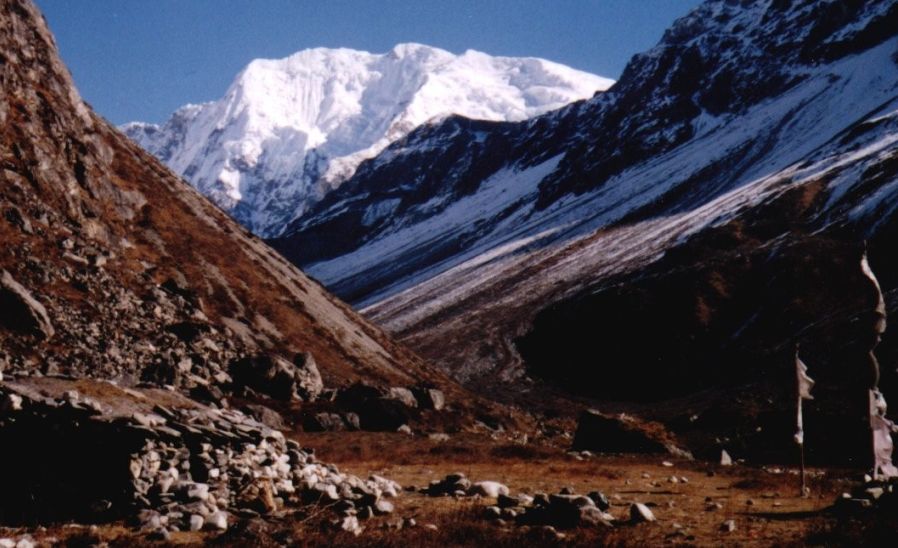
509;491;616;529
834;477;898;513
421;472;513;499
301;382;446;432
478;485;663;531
229;353;323;401
0;377;400;536
0;535;35;548
425;473;473;497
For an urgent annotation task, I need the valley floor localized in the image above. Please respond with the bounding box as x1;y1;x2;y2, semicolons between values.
2;432;881;547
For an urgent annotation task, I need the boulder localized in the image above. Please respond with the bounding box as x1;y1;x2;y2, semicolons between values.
374;499;395;515
468;481;510;498
336;382;384;405
630;502;656;523
587;491;611;511
386;387;418;408
517;491;611;529
189;514;204;532
229;353;322;401
578;506;614;528
335;383;413;431
303;412;347;432
340;515;362;536
572;409;688;456
426;473;471;496
208;511;229;531
343;412;361;431
412;387;445;410
293;352;323;401
0;270;54;339
497;494;520;508
243;404;286;431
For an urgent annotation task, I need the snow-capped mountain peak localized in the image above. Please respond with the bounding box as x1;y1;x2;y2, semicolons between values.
124;44;613;236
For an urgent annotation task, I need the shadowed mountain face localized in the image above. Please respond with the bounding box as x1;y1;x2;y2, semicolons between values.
270;0;898;462
0;0;442;391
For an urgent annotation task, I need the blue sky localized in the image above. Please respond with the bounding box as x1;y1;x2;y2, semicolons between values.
36;0;702;125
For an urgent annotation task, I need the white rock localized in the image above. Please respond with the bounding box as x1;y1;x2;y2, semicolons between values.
720;450;733;466
468;481;510;498
188;483;210;501
341;516;362;536
276;479;296;494
2;394;23;411
190;514;205;532
129;458;142;479
630;502;656;523
158;476;175;494
207;511;228;531
374;499;395;514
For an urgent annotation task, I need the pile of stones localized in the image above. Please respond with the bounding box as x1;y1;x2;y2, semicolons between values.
303;382;446;432
0;378;400;538
423;472;509;498
0;535;35;548
834;476;898;513
485;489;618;529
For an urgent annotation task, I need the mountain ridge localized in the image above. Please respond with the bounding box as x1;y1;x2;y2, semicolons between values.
123;44;612;237
273;0;898;396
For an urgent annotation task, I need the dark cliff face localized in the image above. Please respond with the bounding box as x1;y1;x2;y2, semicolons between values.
0;0;440;389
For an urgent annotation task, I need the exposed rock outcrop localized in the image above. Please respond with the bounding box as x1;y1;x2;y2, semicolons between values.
0;270;53;339
229;353;323;402
572;409;691;458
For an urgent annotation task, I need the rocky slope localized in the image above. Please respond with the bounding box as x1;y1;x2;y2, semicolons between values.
123;45;612;237
0;0;451;392
0;0;513;536
274;0;898;461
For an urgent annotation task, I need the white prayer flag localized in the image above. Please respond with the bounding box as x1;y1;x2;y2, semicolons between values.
869;389;898;479
861;250;887;336
794;349;814;446
796;354;814;401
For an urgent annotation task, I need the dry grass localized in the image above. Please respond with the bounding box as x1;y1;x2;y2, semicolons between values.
2;433;860;546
